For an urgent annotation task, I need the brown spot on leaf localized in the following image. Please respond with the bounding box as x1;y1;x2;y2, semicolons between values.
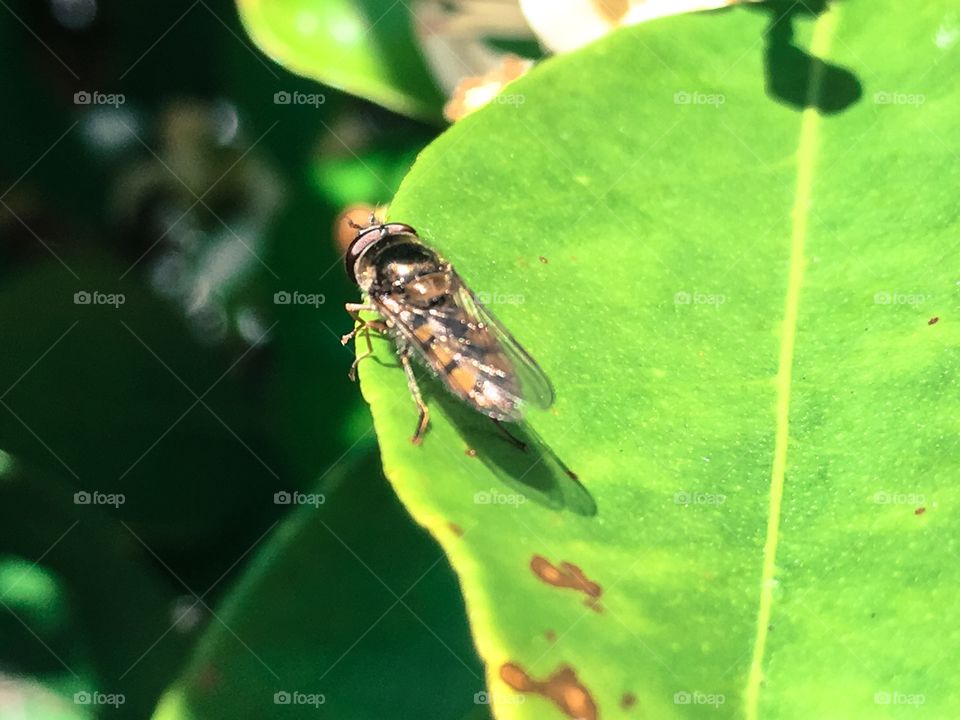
465;447;477;457
500;663;531;691
531;556;602;610
448;522;464;536
915;507;926;516
500;663;597;720
621;692;637;709
544;629;557;643
539;255;549;264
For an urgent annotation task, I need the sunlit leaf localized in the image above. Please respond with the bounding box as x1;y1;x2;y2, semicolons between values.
356;2;960;717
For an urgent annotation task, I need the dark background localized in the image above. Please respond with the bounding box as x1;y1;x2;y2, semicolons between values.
0;0;488;717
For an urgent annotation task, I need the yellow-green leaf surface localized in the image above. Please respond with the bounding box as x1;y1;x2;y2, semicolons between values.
237;0;444;120
357;2;960;718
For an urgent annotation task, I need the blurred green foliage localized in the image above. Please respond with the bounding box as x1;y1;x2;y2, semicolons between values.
0;0;475;718
237;0;445;121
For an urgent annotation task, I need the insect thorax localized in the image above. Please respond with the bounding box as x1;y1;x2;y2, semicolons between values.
358;238;450;302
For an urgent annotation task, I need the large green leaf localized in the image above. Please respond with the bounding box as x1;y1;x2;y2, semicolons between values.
355;1;960;718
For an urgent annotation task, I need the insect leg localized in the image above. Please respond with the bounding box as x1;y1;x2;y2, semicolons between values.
491;419;528;452
346;320;389;381
341;302;378;345
347;328;372;382
400;350;429;445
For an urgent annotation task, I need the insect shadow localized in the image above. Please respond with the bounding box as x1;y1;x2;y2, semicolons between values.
425;380;598;518
750;0;862;114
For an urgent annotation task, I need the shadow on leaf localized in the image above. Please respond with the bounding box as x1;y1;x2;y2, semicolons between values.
754;0;862;114
425;384;598;517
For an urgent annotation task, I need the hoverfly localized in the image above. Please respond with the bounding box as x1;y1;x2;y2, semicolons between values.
341;217;554;445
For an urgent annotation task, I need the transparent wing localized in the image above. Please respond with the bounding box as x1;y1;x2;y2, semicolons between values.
452;280;555;410
370;272;554;417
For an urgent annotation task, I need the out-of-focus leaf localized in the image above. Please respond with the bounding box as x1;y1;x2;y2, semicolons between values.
0;455;189;719
0;675;87;720
237;0;444;121
152;450;489;720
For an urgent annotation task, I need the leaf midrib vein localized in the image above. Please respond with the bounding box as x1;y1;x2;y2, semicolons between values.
744;7;841;718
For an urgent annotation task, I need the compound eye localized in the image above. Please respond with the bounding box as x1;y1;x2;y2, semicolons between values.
344;229;381;282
